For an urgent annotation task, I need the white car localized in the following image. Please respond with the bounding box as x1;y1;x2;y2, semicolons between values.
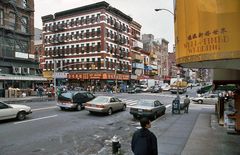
0;101;32;121
192;94;218;104
161;84;171;91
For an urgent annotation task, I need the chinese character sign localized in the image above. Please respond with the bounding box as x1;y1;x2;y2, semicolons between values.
175;0;240;64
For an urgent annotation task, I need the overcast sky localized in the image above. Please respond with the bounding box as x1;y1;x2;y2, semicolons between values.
34;0;174;51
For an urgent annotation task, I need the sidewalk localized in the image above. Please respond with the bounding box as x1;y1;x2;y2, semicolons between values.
0;95;55;103
151;103;240;155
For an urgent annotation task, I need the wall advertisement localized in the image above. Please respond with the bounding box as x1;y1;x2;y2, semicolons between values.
175;0;240;64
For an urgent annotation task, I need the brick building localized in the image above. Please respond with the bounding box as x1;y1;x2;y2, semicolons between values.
0;0;45;96
41;1;143;89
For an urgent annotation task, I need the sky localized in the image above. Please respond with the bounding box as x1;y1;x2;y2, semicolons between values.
34;0;174;51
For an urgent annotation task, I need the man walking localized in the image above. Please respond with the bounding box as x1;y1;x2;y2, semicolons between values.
131;117;158;155
184;95;190;113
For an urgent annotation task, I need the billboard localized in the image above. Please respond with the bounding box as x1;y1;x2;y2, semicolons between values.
175;0;240;64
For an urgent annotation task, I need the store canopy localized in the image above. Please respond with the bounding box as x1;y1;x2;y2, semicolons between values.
0;74;47;81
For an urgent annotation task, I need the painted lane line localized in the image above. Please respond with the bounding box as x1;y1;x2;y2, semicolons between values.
14;115;58;125
166;104;171;108
32;106;57;111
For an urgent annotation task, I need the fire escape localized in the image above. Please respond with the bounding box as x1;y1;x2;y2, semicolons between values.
1;0;32;58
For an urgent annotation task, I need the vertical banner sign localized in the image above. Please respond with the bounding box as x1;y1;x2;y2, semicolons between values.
175;0;240;64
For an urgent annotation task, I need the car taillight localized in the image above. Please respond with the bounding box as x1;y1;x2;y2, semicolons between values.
96;105;105;108
85;103;90;107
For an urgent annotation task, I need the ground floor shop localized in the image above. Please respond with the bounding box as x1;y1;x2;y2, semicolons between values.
0;74;47;97
67;72;130;92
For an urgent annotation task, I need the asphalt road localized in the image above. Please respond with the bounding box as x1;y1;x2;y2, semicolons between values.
0;87;199;155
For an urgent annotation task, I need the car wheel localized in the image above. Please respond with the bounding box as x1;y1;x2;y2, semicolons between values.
198;100;203;104
122;105;126;111
17;111;26;121
107;108;113;115
76;105;82;111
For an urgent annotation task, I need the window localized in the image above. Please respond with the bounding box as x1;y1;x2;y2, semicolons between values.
21;16;28;33
91;29;95;38
86;30;89;38
0;102;9;109
81;44;84;53
97;28;101;37
80;30;84;39
0;9;3;26
9;12;16;30
22;0;28;8
86;43;90;53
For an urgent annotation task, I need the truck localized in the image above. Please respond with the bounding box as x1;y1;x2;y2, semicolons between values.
170;78;188;94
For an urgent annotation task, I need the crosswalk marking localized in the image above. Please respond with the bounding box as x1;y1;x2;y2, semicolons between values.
120;98;171;108
120;98;137;106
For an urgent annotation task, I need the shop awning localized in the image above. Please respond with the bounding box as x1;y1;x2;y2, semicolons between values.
0;74;47;81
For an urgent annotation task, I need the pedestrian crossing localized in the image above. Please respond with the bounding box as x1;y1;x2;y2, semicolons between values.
120;98;138;106
120;98;172;108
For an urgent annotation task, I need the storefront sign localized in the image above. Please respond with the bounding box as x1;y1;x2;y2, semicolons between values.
54;72;68;78
175;0;240;65
0;75;47;81
68;73;129;80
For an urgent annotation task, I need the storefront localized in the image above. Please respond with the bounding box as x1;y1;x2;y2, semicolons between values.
67;72;130;90
175;0;240;133
0;74;47;97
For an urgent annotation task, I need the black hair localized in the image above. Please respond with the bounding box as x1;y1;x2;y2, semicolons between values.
186;95;188;97
140;117;150;128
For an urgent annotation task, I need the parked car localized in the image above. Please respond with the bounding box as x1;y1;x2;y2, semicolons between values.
161;83;171;91
127;87;142;93
0;101;32;121
192;93;218;104
57;91;95;111
129;99;166;120
141;86;152;92
85;96;126;115
150;86;162;93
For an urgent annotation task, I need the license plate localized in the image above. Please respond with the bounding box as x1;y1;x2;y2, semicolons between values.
138;109;143;112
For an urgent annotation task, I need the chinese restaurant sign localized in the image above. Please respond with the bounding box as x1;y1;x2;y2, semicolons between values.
175;0;240;64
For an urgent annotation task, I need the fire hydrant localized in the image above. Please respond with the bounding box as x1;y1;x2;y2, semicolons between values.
112;135;121;154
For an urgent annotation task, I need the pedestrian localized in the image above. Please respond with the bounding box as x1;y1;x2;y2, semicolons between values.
131;117;158;155
38;85;44;98
184;95;190;113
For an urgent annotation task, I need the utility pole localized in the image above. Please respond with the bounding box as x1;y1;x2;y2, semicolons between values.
115;17;120;93
53;59;57;99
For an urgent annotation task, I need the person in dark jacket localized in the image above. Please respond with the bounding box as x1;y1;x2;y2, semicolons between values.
131;117;158;155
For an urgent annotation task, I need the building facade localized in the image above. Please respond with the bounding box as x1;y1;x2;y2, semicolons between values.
42;1;138;89
0;0;45;96
142;34;169;81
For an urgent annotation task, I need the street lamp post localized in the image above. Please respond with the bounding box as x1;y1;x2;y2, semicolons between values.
155;8;181;114
155;8;174;16
53;59;57;99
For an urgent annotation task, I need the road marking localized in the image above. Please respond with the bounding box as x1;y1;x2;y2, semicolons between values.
32;106;57;111
166;104;171;108
14;115;58;124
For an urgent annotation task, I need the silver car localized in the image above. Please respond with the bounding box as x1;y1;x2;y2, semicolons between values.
130;99;166;120
0;101;32;121
85;96;126;115
192;93;218;104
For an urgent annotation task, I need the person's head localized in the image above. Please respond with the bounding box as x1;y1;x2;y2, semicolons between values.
140;117;151;129
186;95;188;98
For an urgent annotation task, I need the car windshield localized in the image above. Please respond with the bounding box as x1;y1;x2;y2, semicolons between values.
137;100;154;107
60;92;73;99
91;96;109;104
